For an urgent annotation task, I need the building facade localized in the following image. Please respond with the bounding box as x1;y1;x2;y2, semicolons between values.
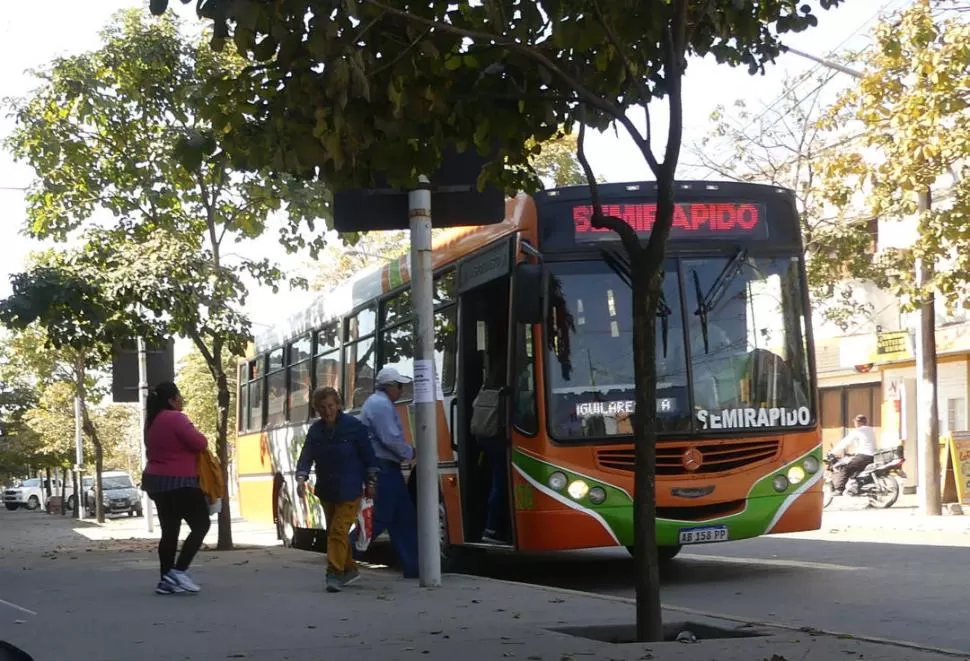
816;323;970;492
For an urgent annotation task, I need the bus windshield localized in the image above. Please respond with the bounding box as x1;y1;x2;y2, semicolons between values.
545;254;813;441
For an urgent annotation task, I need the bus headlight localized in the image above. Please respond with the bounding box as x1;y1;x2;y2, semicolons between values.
787;466;806;485
772;475;790;492
588;487;607;505
802;456;820;474
548;472;567;491
567;480;589;500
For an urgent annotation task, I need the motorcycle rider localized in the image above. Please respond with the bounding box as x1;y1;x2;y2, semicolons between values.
830;414;877;495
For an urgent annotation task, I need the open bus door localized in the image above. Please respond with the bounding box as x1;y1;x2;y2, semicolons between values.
453;239;515;547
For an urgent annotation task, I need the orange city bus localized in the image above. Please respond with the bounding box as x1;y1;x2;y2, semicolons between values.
233;180;823;565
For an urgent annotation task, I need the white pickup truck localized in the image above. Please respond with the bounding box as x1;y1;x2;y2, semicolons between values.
4;477;76;511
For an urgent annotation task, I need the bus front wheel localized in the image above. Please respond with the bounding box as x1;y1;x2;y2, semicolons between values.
626;545;683;563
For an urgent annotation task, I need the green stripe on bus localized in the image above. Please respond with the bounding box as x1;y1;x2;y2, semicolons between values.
511;445;822;546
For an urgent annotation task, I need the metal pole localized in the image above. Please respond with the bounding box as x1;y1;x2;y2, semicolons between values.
138;337;154;532
915;189;942;515
787;46;942;510
783;46;864;78
409;175;442;587
74;396;84;520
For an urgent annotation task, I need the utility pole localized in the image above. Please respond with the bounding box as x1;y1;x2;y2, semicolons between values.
914;195;941;515
409;175;442;587
785;46;941;514
74;396;84;520
137;337;154;531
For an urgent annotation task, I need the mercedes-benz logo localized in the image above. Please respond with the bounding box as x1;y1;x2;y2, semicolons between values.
681;447;703;472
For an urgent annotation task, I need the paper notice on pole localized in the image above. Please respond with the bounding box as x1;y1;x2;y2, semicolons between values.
413;359;435;404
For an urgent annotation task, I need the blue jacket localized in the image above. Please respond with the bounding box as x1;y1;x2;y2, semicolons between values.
295;412;378;503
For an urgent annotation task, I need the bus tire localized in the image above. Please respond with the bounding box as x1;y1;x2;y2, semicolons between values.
626;545;683;563
438;495;481;573
276;484;314;550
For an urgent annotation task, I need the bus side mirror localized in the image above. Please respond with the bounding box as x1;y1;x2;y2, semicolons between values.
514;263;546;324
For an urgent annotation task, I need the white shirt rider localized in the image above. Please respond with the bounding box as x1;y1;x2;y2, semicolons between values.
832;421;877;457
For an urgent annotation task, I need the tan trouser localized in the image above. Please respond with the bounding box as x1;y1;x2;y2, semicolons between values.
323;498;360;576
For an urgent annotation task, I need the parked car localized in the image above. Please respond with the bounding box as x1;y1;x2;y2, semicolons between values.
85;471;142;518
4;477;75;511
44;477;93;513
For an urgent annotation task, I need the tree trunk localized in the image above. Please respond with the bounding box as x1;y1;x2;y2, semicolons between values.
75;357;105;524
60;467;68;516
215;372;234;551
631;257;663;643
44;466;52;500
81;407;106;523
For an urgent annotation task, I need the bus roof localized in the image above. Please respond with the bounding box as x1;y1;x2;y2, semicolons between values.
252;193;533;352
534;179;797;201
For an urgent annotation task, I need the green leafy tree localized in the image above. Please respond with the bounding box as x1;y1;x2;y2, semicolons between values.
307;230;412;294
689;71;883;330
177;347;237;446
0;323;112;520
815;0;970;516
94;404;142;476
817;0;970;312
0;380;41;483
4;9;334;549
526;128;598;188
155;0;844;639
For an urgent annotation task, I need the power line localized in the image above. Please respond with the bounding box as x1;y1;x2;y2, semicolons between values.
733;0;906;138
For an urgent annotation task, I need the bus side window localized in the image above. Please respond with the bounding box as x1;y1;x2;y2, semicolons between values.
513;325;537;434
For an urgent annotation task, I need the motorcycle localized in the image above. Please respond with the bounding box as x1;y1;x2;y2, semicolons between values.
822;445;906;509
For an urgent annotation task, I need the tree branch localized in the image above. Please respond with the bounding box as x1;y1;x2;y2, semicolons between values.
589;0;660;175
358;0;632;134
369;27;433;78
577;117;641;259
661;0;687;172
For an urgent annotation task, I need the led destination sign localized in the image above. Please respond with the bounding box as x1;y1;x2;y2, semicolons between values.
572;201;767;242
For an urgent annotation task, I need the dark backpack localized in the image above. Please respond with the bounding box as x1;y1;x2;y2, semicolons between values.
470;387;504;439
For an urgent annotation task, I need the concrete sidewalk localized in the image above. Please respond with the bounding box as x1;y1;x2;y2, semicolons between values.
782;493;970;546
0;544;963;660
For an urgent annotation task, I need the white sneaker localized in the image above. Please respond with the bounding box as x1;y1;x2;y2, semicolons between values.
166;569;201;593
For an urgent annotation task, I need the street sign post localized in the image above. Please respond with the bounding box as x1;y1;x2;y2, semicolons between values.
333;146;505;588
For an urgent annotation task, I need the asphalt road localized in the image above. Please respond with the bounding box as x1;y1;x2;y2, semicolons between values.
472;522;970;654
4;496;969;655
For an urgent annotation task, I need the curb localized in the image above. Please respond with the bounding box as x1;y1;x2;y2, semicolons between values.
462;573;970;658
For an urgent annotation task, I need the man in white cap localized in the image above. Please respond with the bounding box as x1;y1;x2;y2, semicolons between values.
359;366;419;578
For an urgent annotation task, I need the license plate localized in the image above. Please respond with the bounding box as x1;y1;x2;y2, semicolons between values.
678;525;729;545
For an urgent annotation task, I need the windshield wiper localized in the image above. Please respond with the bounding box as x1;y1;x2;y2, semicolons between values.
601;248;672;357
691;247;748;354
657;291;671;359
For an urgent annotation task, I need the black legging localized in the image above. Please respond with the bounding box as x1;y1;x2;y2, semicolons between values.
151;487;211;578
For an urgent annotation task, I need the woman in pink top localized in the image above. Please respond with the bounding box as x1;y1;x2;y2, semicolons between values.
142;381;210;595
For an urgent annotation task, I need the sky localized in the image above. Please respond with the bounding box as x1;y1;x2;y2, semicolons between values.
0;0;913;358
